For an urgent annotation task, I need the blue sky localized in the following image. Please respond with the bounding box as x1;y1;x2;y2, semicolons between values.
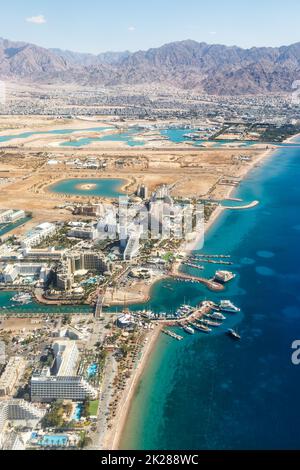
0;0;299;53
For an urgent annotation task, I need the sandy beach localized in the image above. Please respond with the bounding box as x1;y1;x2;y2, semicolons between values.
102;324;162;450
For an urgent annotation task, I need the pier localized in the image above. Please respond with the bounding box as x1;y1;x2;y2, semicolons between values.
189;257;233;266
169;272;225;291
162;329;183;341
193;254;231;259
222;200;259;210
159;301;217;326
182;262;205;270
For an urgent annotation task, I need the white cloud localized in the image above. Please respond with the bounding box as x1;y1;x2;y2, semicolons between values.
128;26;136;32
26;15;46;25
209;31;217;35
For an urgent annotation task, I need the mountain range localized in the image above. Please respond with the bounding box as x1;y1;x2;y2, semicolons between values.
1;37;300;95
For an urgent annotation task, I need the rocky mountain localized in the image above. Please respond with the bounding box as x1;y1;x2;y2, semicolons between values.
1;37;300;95
50;48;131;66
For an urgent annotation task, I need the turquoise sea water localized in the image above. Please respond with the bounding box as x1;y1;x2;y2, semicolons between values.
160;128;262;147
60;128;145;147
49;178;126;198
119;138;300;450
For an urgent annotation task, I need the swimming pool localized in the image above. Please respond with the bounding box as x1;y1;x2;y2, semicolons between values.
87;363;98;378
39;435;69;447
72;403;83;421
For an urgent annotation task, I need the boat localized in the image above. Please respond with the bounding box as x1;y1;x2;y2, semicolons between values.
175;304;194;317
189;322;209;333
195;323;212;333
11;293;32;304
183;133;200;140
181;324;195;335
214;270;236;283
210;312;226;321
201;319;222;327
219;300;241;313
227;329;241;340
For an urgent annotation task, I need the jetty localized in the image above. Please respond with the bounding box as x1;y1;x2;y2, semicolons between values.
193;254;231;259
169;272;225;291
222;200;259;210
162;329;183;341
182;262;205;270
189;257;233;266
160;301;218;326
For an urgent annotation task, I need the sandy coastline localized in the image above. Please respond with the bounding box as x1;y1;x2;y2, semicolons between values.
283;132;300;144
102;324;162;450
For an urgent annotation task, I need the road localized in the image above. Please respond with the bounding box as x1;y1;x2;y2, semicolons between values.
89;352;118;450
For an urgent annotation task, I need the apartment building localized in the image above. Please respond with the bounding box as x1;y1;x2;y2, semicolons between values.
0;357;26;397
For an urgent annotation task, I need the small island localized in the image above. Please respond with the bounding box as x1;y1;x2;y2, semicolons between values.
75;183;98;191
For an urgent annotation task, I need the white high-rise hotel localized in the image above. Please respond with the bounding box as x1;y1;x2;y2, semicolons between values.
31;341;97;403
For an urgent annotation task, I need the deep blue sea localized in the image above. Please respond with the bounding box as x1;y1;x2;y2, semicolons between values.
120;139;300;450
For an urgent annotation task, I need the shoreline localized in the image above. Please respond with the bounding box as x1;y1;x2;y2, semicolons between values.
283;132;300;144
103;144;278;450
102;324;162;450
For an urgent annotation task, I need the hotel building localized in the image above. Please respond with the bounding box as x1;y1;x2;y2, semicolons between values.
31;341;98;403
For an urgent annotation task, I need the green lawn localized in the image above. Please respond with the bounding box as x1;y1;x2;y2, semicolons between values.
88;400;99;416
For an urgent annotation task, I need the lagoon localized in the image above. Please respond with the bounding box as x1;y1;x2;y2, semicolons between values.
49;178;127;198
60;128;145;147
0;127;111;143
